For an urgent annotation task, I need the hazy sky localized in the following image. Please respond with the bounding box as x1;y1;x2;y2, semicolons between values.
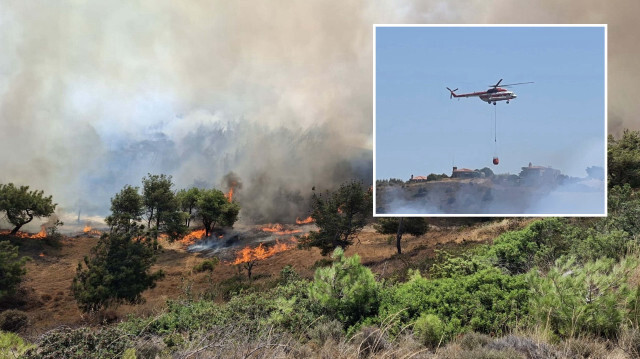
375;26;605;180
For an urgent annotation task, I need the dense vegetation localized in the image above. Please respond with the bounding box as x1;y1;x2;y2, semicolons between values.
2;130;640;358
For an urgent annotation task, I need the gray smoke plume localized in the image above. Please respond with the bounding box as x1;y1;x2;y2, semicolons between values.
0;1;636;227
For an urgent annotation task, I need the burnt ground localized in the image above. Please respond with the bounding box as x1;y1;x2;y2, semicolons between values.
1;218;534;335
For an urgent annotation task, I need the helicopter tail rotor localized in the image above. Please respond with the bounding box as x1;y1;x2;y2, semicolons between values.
446;87;458;99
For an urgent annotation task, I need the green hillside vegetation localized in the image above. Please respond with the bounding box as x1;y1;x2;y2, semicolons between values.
3;130;640;358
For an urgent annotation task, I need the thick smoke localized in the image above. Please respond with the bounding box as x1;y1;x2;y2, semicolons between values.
0;1;637;227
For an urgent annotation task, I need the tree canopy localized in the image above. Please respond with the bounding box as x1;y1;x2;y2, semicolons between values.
105;185;144;233
142;174;178;235
71;231;164;312
302;181;372;256
176;187;201;227
0;183;57;235
195;188;240;237
608;129;640;188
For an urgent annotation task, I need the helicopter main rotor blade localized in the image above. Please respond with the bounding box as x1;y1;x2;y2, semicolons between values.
489;79;503;88
501;81;534;87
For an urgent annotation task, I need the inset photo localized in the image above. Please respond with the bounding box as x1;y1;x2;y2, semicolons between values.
374;25;606;216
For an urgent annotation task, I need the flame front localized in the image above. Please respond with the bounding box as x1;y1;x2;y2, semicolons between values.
83;225;91;233
261;223;301;235
295;216;314;224
180;229;207;245
0;225;48;239
225;187;234;202
232;239;296;265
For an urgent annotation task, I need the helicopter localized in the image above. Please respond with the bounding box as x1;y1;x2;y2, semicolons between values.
446;79;533;105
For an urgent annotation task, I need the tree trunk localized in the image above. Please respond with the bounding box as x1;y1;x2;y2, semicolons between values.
10;224;23;235
147;208;154;229
155;214;161;239
396;218;404;254
9;212;32;235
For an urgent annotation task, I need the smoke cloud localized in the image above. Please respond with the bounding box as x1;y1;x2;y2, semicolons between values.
0;1;636;226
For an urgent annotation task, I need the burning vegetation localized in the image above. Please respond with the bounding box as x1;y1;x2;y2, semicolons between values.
295;216;314;224
232;239;298;279
0;225;47;239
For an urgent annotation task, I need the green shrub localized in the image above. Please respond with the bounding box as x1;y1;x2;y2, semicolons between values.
413;313;444;347
430;249;492;279
570;229;631;262
0;331;34;358
528;256;637;338
0;241;29;301
217;275;253;301
378;268;529;340
278;265;301;285
0;309;29;333
487;218;569;274
192;258;219;273
308;248;379;329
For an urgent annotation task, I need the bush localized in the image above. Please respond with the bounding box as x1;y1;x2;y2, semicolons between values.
0;309;29;333
307;319;343;346
24;327;132;359
413;313;444;347
527;256;637;338
429;249;492;279
0;241;29;301
278;265;301;285
356;326;388;357
487;218;569;274
72;231;164;312
378;268;529;341
0;331;34;358
192;258;219;273
487;335;557;359
457;332;491;350
308;248;379;329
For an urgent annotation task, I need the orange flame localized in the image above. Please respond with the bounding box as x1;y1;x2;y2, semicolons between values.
33;225;47;238
232;240;296;265
1;225;49;239
82;225;102;236
39;252;46;257
180;228;207;246
296;216;314;224
225;187;234;202
261;223;301;235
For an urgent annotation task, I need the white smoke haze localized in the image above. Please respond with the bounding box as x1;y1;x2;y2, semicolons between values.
0;1;637;229
380;176;605;215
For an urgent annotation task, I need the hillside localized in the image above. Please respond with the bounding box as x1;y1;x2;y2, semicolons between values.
3;218;528;334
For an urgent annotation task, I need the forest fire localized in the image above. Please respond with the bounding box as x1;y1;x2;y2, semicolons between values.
0;225;47;239
180;229;207;245
232;238;297;265
39;253;46;257
296;216;314;224
225;187;234;202
260;223;302;235
82;225;102;236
